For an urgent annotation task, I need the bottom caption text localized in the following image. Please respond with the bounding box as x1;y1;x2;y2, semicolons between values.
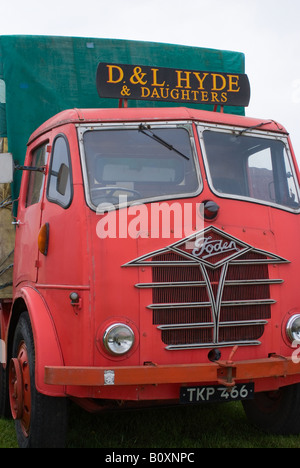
104;451;196;465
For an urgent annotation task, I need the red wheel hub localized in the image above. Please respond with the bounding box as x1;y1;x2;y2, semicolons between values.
9;342;31;436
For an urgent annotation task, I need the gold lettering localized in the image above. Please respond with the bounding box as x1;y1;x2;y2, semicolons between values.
193;72;209;90
141;87;150;98
176;71;191;89
221;92;228;103
191;90;199;100
151;87;160;99
151;68;165;87
106;64;124;83
160;87;169;99
211;73;227;91
201;91;209;102
130;66;147;85
228;75;240;92
211;92;220;102
170;88;179;99
181;89;191;100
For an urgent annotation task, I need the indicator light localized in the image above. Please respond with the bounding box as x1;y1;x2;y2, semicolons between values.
38;223;49;256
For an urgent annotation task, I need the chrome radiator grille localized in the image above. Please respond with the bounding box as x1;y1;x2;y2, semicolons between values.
149;252;276;349
125;227;288;350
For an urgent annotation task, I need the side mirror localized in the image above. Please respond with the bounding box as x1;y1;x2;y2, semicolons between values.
56;163;69;195
0;153;14;183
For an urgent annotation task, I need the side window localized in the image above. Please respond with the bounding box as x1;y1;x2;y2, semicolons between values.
47;135;73;208
247;148;275;202
26;144;47;207
247;145;300;208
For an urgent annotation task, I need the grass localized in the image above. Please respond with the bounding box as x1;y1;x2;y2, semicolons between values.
2;401;300;448
0;418;18;448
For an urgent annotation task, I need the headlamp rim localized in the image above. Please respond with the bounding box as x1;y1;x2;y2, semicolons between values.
103;323;135;356
286;314;300;343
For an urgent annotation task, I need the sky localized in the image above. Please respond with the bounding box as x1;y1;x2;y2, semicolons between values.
1;0;300;159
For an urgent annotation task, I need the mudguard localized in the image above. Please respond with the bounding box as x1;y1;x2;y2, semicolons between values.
13;286;65;396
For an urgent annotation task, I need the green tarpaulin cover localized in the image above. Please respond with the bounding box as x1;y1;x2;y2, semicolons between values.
0;36;246;297
0;35;246;199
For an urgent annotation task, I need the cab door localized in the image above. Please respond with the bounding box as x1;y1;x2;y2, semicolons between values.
36;131;84;287
34;128;91;366
13;141;49;286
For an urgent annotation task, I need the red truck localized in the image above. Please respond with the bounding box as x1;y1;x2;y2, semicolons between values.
1;38;300;448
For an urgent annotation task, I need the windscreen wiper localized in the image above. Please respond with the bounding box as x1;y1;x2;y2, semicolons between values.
138;124;190;160
236;121;275;137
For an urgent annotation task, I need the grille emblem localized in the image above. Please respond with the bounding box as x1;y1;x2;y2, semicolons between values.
178;227;249;268
191;235;239;260
124;226;285;269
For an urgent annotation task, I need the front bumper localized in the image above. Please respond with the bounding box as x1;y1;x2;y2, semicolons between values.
45;354;300;389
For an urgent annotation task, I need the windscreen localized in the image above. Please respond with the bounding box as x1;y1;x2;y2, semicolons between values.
82;126;200;208
201;130;300;211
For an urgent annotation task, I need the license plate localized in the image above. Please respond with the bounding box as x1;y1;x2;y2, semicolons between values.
180;383;254;403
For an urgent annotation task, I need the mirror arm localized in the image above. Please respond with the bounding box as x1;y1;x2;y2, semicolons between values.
14;164;46;173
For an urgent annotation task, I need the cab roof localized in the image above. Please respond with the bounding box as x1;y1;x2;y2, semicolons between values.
28;107;288;145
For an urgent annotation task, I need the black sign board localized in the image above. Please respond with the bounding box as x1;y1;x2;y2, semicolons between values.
96;62;250;107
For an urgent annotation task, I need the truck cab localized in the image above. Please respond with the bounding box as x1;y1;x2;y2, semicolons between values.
1;48;300;446
2;105;300;447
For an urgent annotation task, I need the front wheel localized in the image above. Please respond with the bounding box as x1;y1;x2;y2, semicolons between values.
9;312;68;448
242;384;300;435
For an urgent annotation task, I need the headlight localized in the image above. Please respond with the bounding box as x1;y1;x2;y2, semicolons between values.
286;314;300;342
103;323;135;356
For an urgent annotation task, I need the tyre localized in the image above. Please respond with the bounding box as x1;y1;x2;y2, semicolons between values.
242;384;300;435
9;311;68;448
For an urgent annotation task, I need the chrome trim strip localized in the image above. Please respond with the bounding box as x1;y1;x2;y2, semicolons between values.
148;299;275;310
127;259;288;267
148;302;212;309
224;279;283;286
166;340;261;350
221;299;276;307
136;279;283;288
135;281;207;288
231;259;290;265
126;261;202;267
158;320;268;330
158;323;214;330
219;320;268;327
